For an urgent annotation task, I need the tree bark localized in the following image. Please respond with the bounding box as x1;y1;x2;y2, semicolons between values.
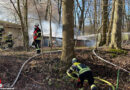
49;0;52;49
78;0;85;35
17;0;26;48
24;0;29;51
127;0;130;32
127;15;130;32
109;0;123;49
94;0;97;33
58;0;62;24
45;0;49;20
97;0;101;26
122;0;125;30
61;0;74;62
106;0;115;45
99;0;108;46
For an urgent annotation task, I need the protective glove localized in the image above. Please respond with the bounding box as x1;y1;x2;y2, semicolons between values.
77;78;83;88
71;73;78;78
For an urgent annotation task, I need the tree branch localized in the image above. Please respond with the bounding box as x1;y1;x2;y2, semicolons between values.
10;0;20;15
76;0;82;11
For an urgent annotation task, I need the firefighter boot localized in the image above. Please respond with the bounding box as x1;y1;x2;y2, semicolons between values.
91;84;97;90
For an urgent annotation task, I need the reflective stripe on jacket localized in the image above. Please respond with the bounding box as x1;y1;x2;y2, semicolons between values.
33;27;41;40
73;62;91;75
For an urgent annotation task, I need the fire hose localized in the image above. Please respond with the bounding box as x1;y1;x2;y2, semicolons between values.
10;50;61;88
66;72;115;90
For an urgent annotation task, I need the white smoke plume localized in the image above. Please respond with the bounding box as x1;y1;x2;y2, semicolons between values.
28;20;62;45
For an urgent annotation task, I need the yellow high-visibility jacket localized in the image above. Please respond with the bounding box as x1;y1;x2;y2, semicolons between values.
67;62;91;77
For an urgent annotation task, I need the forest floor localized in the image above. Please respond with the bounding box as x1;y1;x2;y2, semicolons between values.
0;45;130;90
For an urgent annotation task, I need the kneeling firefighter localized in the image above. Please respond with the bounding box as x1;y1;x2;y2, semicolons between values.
67;58;97;90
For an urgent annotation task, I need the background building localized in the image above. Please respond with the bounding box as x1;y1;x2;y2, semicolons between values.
0;20;23;47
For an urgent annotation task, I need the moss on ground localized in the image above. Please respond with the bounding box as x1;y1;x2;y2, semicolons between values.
109;49;128;55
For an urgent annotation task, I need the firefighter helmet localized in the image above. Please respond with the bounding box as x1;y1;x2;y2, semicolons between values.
72;58;78;64
35;23;39;27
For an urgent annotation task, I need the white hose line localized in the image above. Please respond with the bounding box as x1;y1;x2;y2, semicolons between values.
10;50;62;88
92;49;130;74
10;54;41;88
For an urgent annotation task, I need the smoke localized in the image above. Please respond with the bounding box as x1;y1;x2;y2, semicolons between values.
28;20;62;45
0;1;16;22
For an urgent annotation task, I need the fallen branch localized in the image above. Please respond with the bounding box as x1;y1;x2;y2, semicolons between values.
22;73;44;85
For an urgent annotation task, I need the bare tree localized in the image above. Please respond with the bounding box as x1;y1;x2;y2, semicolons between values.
49;0;53;49
76;0;85;35
99;0;108;46
126;0;130;32
94;0;97;33
122;0;125;30
109;0;123;49
57;0;62;24
24;0;29;50
61;0;74;62
45;0;49;20
10;0;29;51
106;0;115;45
97;0;101;26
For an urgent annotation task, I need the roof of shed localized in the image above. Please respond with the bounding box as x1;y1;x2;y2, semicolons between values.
0;20;21;29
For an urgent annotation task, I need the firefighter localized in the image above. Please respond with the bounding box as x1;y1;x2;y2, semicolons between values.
0;26;4;48
67;58;97;90
5;32;13;48
33;23;41;54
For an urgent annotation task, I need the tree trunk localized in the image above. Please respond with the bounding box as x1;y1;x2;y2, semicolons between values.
17;0;27;49
10;0;29;51
99;0;108;46
58;0;62;24
122;0;125;30
24;0;29;51
78;0;85;35
127;0;130;32
94;0;97;33
88;11;93;33
74;5;77;28
61;0;74;62
109;0;123;49
45;0;49;20
127;15;130;32
106;0;115;45
49;0;52;49
97;0;101;26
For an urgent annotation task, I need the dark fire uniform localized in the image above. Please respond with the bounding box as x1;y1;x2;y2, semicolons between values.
33;25;41;54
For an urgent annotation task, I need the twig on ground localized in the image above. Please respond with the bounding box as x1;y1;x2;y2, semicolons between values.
22;73;44;85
